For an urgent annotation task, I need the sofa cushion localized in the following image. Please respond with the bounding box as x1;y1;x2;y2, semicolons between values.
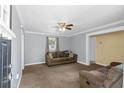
96;67;109;75
51;57;73;62
56;51;70;58
51;52;57;58
57;52;64;57
89;70;107;81
52;58;65;62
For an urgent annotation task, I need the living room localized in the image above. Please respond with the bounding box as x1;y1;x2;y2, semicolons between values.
0;3;124;89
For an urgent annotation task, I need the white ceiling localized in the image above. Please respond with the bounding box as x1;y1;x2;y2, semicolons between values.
15;5;124;36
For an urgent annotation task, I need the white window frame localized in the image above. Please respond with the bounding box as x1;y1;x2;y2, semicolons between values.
48;37;57;52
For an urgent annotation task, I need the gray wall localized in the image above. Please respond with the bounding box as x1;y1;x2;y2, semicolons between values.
70;33;96;64
70;33;86;64
24;33;71;65
24;34;46;65
11;6;22;88
24;32;96;66
89;37;96;62
59;37;71;51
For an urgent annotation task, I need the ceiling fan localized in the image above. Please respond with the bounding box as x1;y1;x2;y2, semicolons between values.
57;22;74;32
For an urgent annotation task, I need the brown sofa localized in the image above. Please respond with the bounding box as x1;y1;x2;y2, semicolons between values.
45;51;77;66
79;64;123;88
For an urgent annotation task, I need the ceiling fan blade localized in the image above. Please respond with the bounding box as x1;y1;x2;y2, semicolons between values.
66;28;72;30
66;24;73;27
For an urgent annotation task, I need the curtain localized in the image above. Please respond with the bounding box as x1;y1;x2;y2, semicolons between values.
56;37;59;51
45;37;49;53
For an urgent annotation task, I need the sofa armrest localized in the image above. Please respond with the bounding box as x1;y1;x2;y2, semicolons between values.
104;67;123;88
45;53;52;64
45;53;48;63
73;54;77;60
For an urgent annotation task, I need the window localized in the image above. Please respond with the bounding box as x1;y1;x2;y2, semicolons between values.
48;37;57;52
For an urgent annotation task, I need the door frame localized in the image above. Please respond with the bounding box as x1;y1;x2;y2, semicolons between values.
21;25;24;70
86;26;124;65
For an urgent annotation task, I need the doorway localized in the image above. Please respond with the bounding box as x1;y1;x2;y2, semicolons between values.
86;26;124;65
89;36;96;64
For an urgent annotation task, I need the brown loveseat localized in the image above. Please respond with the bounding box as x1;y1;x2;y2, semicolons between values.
45;51;77;66
79;64;123;88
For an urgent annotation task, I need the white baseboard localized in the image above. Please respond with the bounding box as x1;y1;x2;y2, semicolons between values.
77;60;109;66
96;63;108;66
24;61;45;66
77;61;89;65
17;71;22;88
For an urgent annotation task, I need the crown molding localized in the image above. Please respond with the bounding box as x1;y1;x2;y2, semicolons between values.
24;30;70;37
69;19;124;37
87;26;124;36
24;20;124;37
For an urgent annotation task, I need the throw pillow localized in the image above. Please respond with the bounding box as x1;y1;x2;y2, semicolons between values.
49;53;53;59
52;52;57;58
69;52;73;57
64;53;69;57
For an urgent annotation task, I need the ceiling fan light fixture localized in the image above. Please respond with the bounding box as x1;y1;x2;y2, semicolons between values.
59;27;65;32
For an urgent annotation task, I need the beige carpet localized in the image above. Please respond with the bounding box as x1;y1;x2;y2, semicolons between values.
20;63;104;88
